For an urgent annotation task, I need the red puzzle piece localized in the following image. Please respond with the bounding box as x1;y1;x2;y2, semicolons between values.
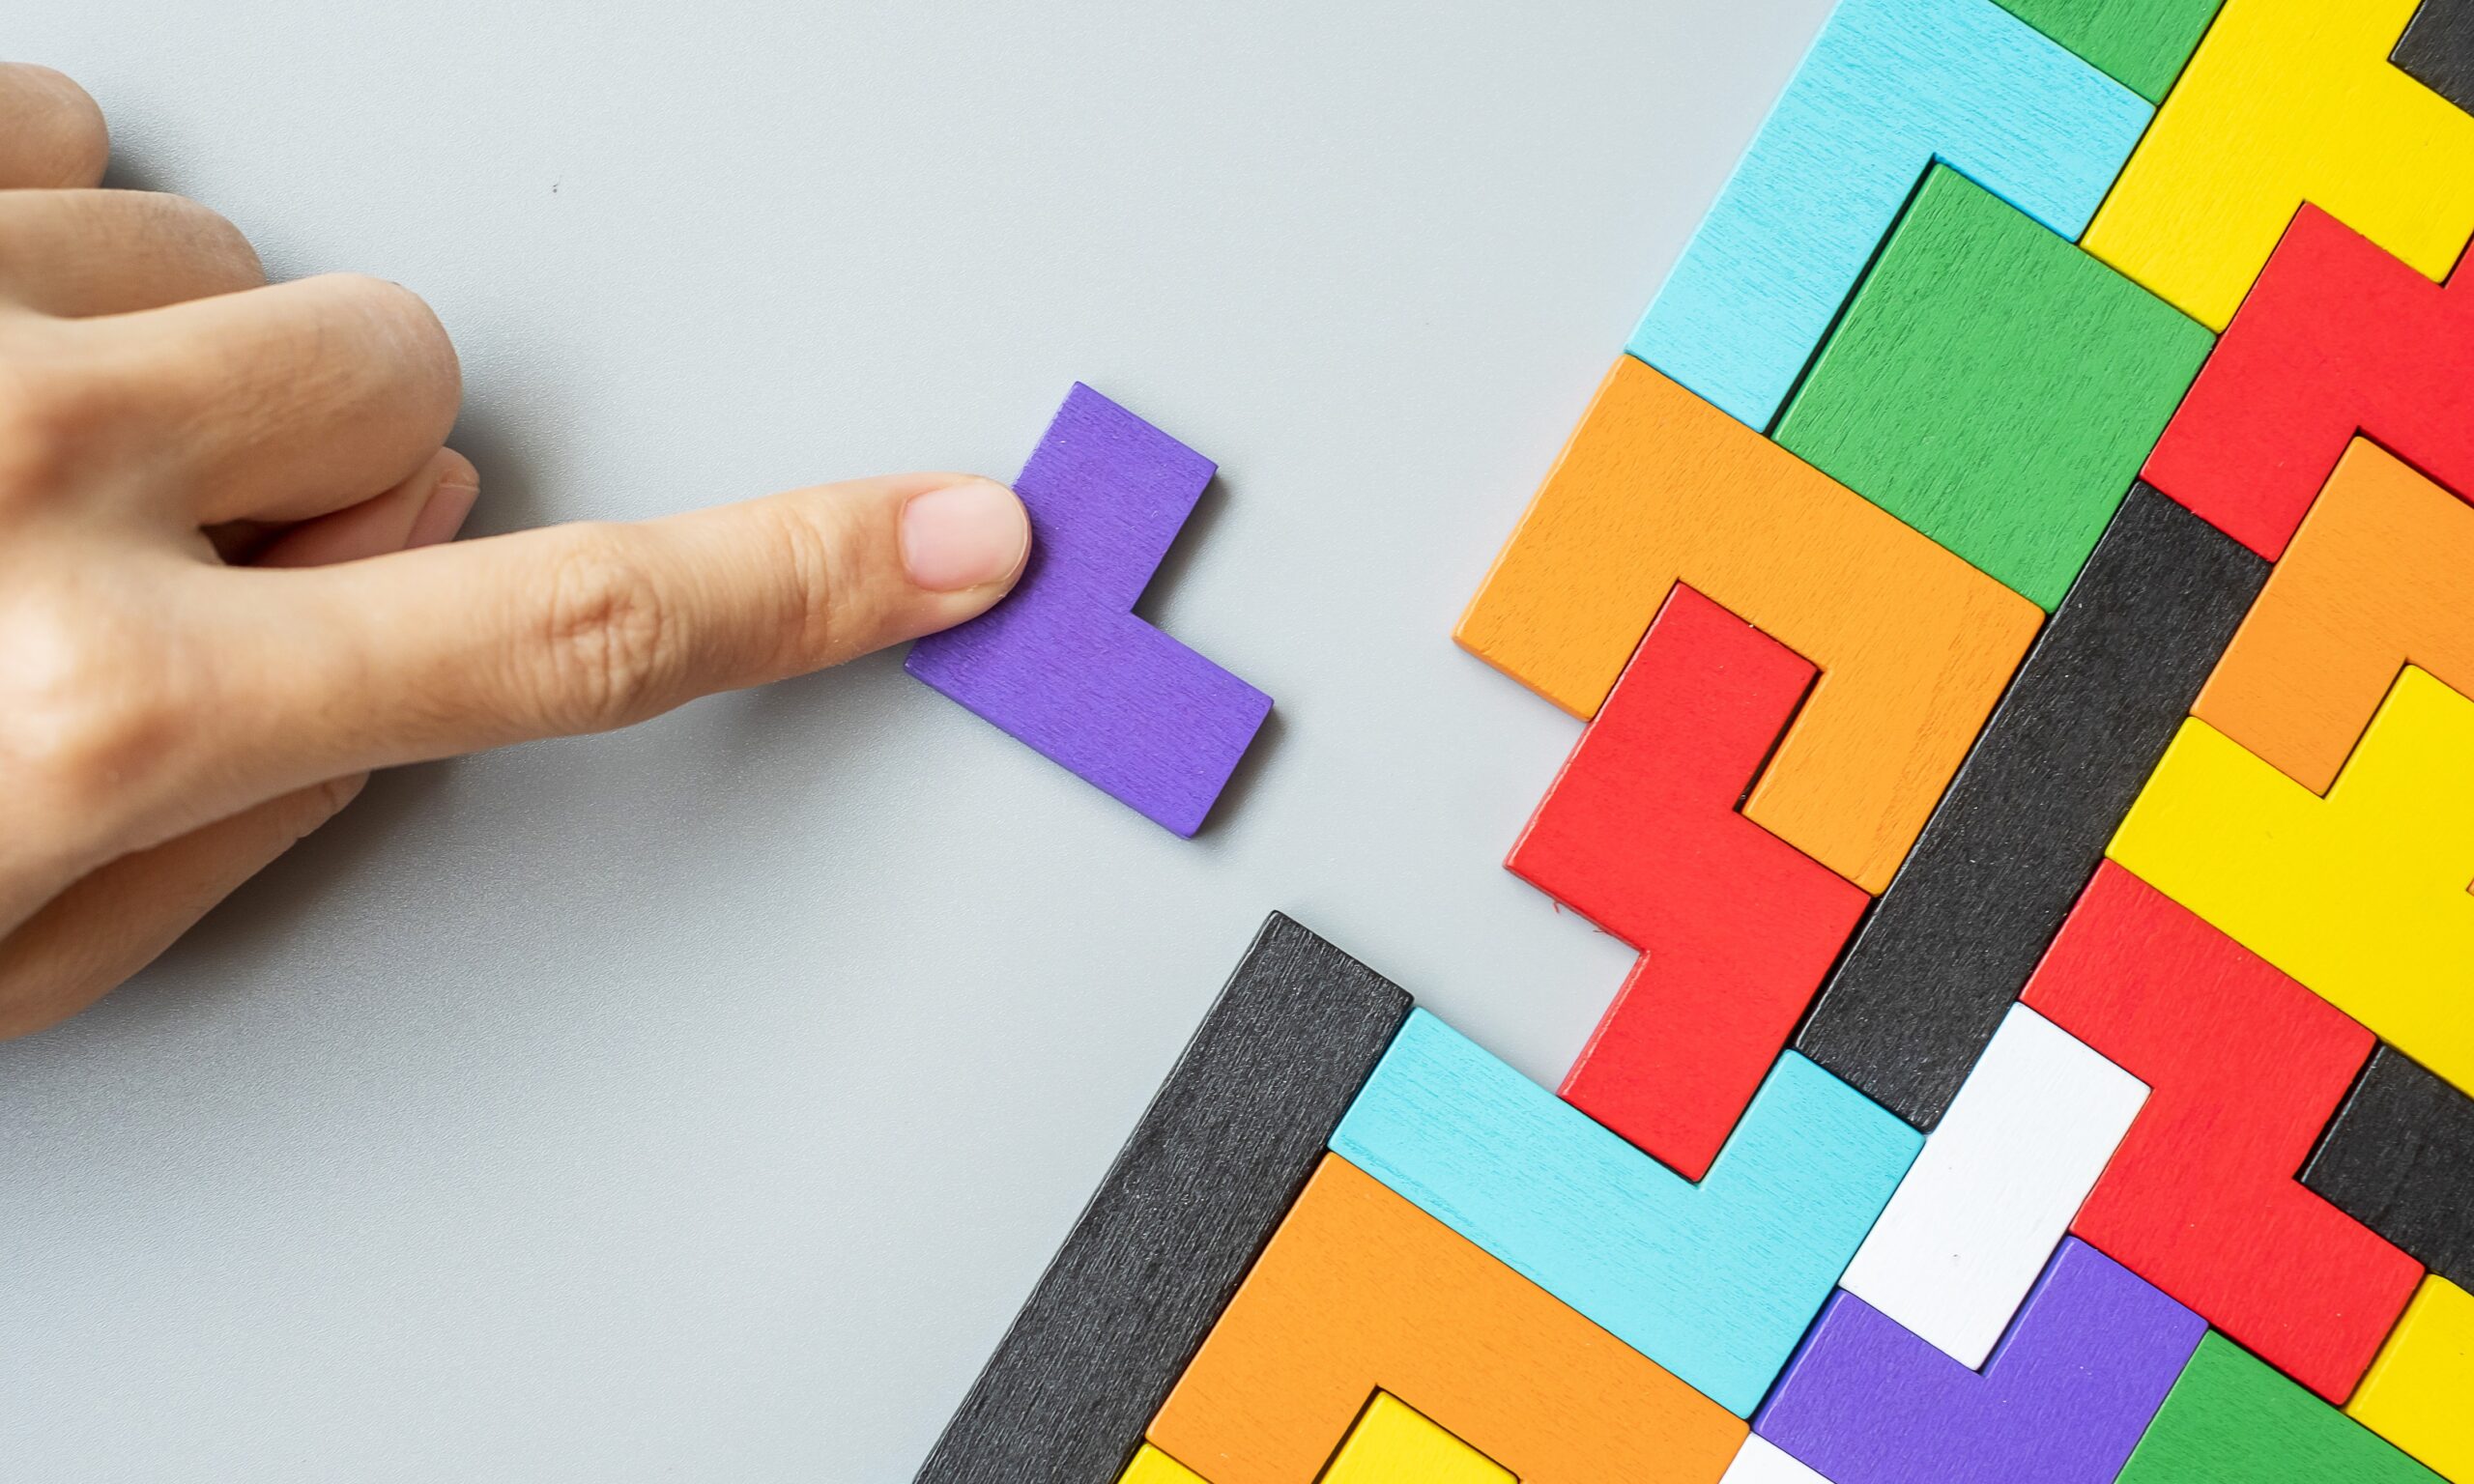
1509;583;1867;1182
2143;205;2474;559
2021;863;2422;1402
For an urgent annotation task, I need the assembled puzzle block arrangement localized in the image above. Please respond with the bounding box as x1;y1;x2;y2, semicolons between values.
907;384;1271;837
918;0;2474;1477
1510;584;1865;1180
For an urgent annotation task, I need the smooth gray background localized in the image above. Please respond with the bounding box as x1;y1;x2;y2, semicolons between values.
3;4;1833;1477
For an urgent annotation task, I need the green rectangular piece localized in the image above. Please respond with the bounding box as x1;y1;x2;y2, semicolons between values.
1993;0;2226;102
1775;166;2213;611
2114;1332;2442;1483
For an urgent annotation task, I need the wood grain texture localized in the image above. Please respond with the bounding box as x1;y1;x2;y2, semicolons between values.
2142;208;2474;560
1454;356;2042;892
1776;166;2213;610
913;913;1411;1484
2347;1275;2474;1482
1992;0;2226;101
1147;1155;1743;1484
2397;0;2474;116
2114;1332;2442;1484
2304;1047;2474;1293
1794;484;2267;1129
1756;1239;2205;1484
1510;585;1866;1181
1318;1394;1513;1484
1331;1012;1921;1416
2195;443;2474;794
2081;0;2474;331
2021;865;2422;1404
906;383;1271;836
1625;0;2149;428
1837;1006;2148;1369
2111;671;2474;1097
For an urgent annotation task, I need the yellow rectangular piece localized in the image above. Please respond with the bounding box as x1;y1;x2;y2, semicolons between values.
1454;356;2041;892
2108;668;2474;1095
2082;0;2474;330
2347;1275;2474;1482
1121;1444;1213;1484
1323;1394;1514;1484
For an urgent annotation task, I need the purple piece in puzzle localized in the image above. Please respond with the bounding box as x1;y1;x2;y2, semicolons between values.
1755;1237;2206;1484
906;384;1272;836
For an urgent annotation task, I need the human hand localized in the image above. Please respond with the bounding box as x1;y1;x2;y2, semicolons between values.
0;64;1031;1040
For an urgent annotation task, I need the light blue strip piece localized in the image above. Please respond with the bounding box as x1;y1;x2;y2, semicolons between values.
1625;0;2151;430
1331;1011;1922;1416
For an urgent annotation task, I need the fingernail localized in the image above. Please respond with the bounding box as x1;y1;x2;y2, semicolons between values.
407;475;480;549
902;478;1029;591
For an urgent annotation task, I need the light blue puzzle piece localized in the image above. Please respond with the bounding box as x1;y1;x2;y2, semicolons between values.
1626;0;2151;430
1330;1011;1921;1416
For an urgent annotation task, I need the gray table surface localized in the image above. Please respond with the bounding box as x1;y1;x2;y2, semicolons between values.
2;3;1832;1477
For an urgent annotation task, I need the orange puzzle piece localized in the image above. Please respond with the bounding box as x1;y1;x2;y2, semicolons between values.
1454;357;2041;892
2193;440;2474;796
1146;1155;1744;1484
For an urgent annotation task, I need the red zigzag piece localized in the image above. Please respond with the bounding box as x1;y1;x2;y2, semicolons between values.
2143;204;2474;559
1509;583;1867;1182
2021;862;2423;1403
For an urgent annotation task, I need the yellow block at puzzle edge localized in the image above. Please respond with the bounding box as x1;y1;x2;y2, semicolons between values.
2348;1276;2474;1481
1322;1394;1514;1484
1120;1444;1211;1484
2107;667;2474;1095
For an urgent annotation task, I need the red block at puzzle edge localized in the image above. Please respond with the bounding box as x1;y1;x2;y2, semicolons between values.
2143;206;2474;559
1510;585;1867;1182
2022;863;2422;1402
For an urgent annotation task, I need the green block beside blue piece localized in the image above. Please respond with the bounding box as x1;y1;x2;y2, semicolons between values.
1330;1011;1922;1417
1626;0;2150;431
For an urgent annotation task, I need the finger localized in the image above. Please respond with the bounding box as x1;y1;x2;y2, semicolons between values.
0;65;107;189
0;775;364;1042
253;447;478;567
231;472;1027;778
0;189;263;315
70;271;460;527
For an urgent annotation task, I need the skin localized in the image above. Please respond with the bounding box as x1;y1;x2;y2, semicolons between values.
0;63;1032;1041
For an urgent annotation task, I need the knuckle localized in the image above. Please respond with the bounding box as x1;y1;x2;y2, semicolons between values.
524;529;682;733
0;349;103;513
0;595;182;822
751;501;848;669
147;193;265;290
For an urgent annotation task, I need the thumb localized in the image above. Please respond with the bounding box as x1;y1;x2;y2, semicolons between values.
218;471;1029;781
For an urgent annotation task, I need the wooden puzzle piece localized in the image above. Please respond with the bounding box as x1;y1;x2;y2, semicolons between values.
2109;669;2474;1097
2396;0;2474;115
1721;1438;1832;1484
1146;1155;1743;1484
1837;1006;2149;1368
1796;486;2265;1128
1454;356;2042;891
1774;166;2213;611
2141;209;2474;560
2303;1047;2474;1294
1992;0;2226;101
2080;0;2474;332
1120;1446;1210;1484
906;384;1271;837
2114;1332;2443;1484
2193;443;2474;794
915;914;1410;1484
1509;584;1865;1181
2020;865;2423;1403
1625;0;2148;429
1757;1238;2206;1484
1331;1013;1922;1416
1318;1395;1513;1484
2347;1275;2474;1482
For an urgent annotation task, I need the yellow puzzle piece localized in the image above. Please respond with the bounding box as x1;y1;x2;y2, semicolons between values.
2109;667;2474;1094
1322;1394;1513;1484
1120;1444;1212;1484
2082;0;2474;330
2347;1275;2474;1482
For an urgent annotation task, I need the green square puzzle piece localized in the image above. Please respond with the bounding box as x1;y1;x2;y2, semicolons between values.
1993;0;2226;103
1775;165;2214;611
2115;1332;2441;1483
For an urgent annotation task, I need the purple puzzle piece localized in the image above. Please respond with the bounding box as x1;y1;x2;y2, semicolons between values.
906;385;1272;836
1756;1238;2206;1484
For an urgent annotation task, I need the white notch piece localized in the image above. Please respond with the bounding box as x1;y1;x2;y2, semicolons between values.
1835;1003;2147;1367
1721;1436;1831;1484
